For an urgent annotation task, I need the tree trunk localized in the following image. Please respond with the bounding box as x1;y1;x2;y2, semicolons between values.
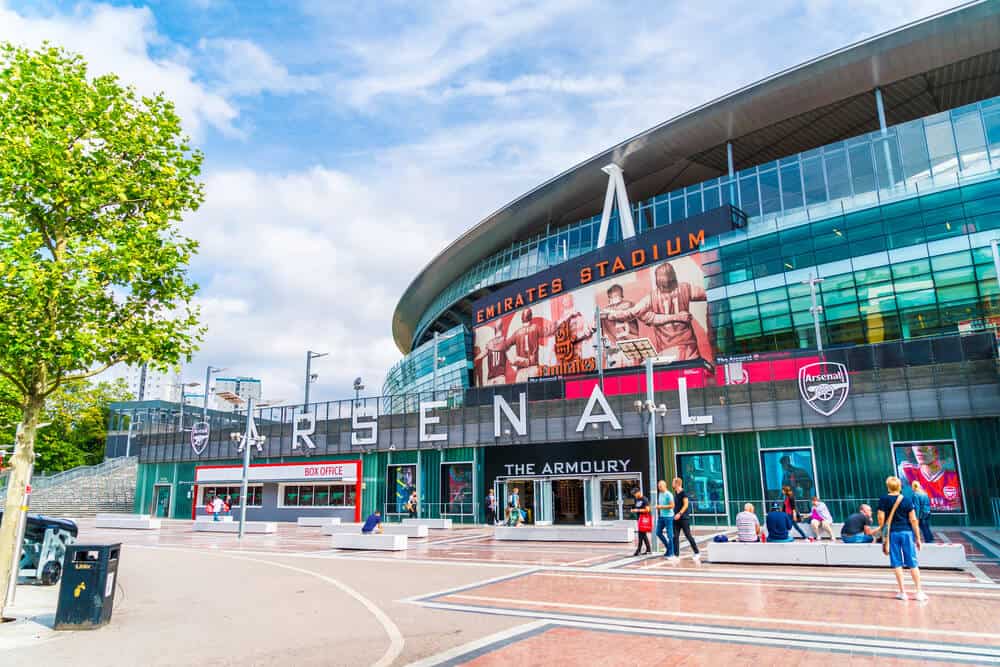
0;393;44;616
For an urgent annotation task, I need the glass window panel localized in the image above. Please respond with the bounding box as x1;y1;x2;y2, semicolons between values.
315;486;330;507
896;289;936;308
654;201;669;227
849;144;875;195
703;185;721;210
283;486;299;507
299;485;314;507
824;149;851;199
825;302;860;321
801;157;826;205
873;137;903;189
331;485;345;506
779;162;804;211
670;195;686;223
738;174;760;217
925;118;958;175
686;190;703;217
983;109;1000;163
953;110;988;172
892;258;930;279
930;251;972;272
888;225;925;249
345;486;357;506
759;169;781;215
897;120;931;181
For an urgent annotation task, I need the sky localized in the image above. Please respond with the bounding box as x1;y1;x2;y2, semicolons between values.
0;0;968;405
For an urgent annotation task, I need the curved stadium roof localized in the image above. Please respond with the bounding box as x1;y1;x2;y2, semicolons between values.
393;0;1000;354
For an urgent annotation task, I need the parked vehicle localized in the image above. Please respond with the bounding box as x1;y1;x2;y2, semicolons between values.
0;511;78;585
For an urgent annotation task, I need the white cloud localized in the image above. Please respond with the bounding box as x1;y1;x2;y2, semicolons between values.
0;1;238;138
198;38;321;97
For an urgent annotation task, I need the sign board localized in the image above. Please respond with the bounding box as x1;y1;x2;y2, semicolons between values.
194;460;360;484
798;362;850;416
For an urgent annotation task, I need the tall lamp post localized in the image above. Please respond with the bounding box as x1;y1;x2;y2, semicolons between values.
203;366;226;420
304;351;328;413
802;274;825;352
170;381;201;431
218;391;276;539
639;357;668;553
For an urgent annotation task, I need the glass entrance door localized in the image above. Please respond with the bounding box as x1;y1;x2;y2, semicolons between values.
552;479;585;525
151;485;171;518
599;479;622;520
500;479;536;524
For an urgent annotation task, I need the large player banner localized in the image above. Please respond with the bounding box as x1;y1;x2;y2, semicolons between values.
473;253;714;386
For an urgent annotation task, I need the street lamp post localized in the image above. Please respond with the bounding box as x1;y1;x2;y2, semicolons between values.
203;366;226;421
124;415;143;458
171;381;200;431
304;351;328;413
802;274;825;352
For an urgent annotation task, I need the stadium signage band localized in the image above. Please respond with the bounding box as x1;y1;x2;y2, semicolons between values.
472;204;740;325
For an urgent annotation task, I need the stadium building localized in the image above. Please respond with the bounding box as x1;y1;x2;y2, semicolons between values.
117;3;1000;527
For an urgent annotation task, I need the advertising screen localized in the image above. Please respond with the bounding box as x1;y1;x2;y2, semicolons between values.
441;463;474;515
473;253;714;385
760;448;817;506
892;441;964;513
675;452;726;515
387;464;416;514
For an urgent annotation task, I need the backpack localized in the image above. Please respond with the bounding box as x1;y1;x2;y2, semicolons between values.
713;534;729;543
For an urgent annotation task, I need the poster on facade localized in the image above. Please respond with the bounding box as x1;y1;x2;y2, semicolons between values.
387;464;416;514
442;463;473;514
892;441;964;513
760;448;817;505
675;452;726;515
472;254;713;386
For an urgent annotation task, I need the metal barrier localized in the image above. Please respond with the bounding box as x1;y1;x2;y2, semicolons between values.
381;502;479;524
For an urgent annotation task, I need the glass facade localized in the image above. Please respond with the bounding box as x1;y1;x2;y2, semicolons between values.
382;324;472;399
409;95;1000;352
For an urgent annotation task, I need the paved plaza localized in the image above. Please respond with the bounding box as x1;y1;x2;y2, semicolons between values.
3;519;1000;666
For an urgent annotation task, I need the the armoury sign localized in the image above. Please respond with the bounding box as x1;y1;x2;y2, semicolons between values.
798;362;850;416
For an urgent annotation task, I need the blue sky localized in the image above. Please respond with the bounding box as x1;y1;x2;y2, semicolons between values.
0;0;966;402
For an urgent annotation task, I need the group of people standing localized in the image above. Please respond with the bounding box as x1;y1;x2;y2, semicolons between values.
630;478;701;562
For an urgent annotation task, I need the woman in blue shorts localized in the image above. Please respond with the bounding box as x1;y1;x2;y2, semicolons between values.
875;476;927;602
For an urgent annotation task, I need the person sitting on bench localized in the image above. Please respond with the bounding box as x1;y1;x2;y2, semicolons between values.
809;496;835;540
765;503;795;543
841;504;877;543
361;510;383;534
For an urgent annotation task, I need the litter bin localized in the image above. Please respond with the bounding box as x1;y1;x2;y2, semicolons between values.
54;543;121;630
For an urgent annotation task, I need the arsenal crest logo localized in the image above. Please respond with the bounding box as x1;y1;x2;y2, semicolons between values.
190;421;211;456
798;362;850;416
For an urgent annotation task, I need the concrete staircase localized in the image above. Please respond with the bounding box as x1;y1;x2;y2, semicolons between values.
1;457;137;518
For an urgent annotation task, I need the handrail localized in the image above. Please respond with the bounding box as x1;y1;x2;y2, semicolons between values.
30;456;135;491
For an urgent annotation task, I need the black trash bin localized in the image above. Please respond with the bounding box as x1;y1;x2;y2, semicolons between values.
54;543;121;630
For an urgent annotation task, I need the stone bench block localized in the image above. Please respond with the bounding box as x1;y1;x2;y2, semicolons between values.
401;518;452;529
708;541;828;565
193;521;276;534
332;533;408;551
383;524;429;538
494;525;634;543
297;517;342;527
321;524;364;535
826;542;966;568
196;515;234;522
95;514;161;530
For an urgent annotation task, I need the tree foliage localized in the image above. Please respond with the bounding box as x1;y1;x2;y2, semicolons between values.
0;42;205;611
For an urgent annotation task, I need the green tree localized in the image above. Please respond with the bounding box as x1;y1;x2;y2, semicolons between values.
33;379;134;473
0;43;204;611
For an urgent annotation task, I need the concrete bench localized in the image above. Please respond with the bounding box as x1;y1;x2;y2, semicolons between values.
401;518;452;529
494;525;634;543
795;522;843;539
332;533;408;551
192;521;276;534
297;517;342;527
95;514;161;530
196;514;234;522
321;523;365;535
708;540;967;569
382;524;429;538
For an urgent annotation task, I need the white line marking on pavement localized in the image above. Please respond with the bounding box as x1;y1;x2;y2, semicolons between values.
532;571;1000;598
405;620;550;667
446;593;1000;642
131;545;404;667
399;568;541;604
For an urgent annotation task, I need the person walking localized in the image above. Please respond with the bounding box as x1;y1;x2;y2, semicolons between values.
654;480;677;562
485;489;498;526
672;477;700;561
211;494;224;522
782;485;808;539
407;490;419;519
630;487;652;556
875;476;927;601
911;481;933;543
